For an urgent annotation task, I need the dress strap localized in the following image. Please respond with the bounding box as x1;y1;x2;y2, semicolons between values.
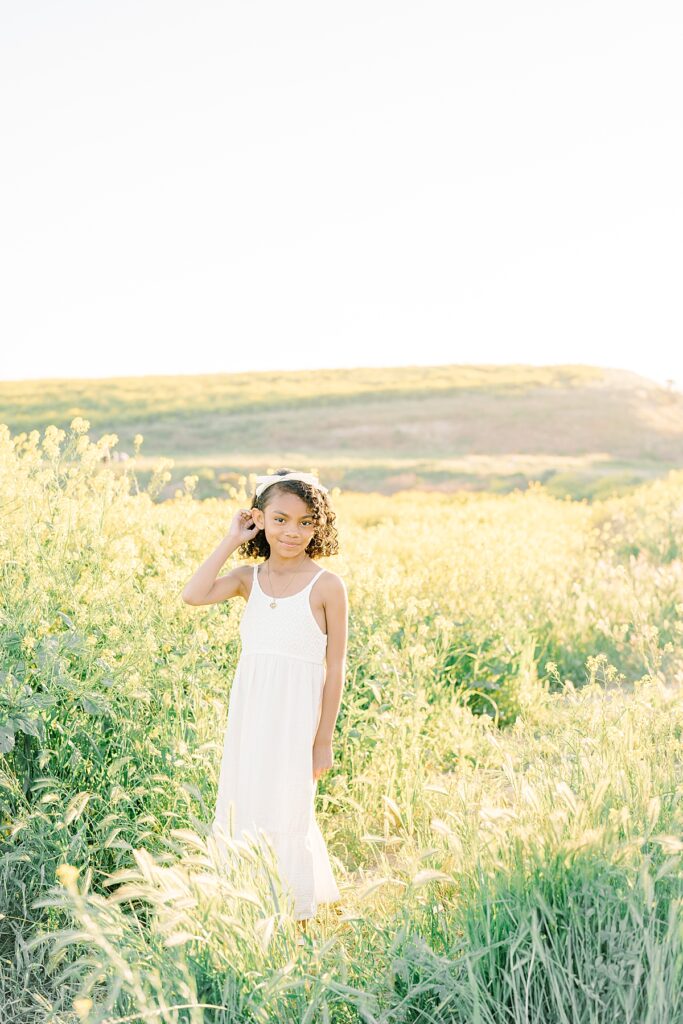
304;568;326;591
254;563;325;596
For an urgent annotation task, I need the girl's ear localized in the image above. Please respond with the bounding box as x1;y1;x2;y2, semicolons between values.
252;508;265;529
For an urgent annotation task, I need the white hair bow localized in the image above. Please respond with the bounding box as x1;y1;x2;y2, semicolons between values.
254;472;329;499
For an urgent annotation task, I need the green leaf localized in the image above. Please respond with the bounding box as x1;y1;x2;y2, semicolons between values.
80;694;110;716
0;723;16;754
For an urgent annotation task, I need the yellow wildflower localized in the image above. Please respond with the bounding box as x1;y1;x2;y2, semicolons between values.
73;997;93;1019
56;863;80;888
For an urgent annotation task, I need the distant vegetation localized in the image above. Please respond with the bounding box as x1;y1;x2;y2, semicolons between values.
2;362;682;500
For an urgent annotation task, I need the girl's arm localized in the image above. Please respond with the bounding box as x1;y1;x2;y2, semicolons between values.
313;576;349;778
181;509;259;605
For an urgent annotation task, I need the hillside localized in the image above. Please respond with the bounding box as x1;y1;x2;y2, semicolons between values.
2;363;682;498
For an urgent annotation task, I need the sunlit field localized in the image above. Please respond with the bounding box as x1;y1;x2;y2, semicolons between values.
3;420;683;1022
3;363;683;501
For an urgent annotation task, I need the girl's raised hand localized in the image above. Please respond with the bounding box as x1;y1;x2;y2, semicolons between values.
227;508;262;546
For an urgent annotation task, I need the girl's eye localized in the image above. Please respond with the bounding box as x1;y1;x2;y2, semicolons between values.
274;517;312;525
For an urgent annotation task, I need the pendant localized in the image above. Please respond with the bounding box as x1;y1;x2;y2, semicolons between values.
270;600;277;608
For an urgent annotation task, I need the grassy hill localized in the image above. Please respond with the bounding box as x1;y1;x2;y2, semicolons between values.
2;362;683;499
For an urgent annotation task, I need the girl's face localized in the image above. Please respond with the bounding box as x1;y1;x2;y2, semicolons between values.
252;490;316;555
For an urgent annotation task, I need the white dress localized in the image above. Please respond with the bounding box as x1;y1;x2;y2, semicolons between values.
211;562;341;919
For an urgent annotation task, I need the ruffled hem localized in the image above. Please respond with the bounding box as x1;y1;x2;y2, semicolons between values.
210;816;340;920
273;820;341;919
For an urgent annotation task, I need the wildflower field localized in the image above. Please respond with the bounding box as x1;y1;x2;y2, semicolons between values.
2;419;683;1023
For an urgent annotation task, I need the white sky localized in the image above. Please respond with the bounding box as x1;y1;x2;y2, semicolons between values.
1;1;681;386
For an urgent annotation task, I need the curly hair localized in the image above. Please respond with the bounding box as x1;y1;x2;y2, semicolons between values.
238;467;340;561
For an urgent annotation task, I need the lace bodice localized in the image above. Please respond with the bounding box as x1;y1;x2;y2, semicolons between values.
238;564;328;665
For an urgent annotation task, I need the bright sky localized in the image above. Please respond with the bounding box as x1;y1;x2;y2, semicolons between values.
1;2;681;386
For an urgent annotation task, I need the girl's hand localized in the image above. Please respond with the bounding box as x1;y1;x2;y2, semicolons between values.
312;740;334;781
227;508;261;546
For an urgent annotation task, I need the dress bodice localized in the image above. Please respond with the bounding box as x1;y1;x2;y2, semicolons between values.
238;564;328;665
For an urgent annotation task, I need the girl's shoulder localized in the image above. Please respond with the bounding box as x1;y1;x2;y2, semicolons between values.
315;566;347;595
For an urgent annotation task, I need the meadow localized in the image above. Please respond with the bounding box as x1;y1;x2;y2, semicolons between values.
2;419;683;1022
3;363;683;500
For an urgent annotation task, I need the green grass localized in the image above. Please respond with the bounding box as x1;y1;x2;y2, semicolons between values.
2;420;683;1021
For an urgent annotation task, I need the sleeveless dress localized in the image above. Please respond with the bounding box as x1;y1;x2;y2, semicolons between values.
211;562;341;919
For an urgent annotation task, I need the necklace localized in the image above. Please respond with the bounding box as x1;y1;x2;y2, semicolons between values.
265;558;308;608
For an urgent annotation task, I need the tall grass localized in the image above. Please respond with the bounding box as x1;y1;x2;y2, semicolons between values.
2;421;683;1022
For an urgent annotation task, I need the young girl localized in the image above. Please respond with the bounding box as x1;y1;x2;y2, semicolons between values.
181;468;346;927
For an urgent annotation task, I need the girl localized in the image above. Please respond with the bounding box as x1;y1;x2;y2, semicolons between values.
181;468;347;929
